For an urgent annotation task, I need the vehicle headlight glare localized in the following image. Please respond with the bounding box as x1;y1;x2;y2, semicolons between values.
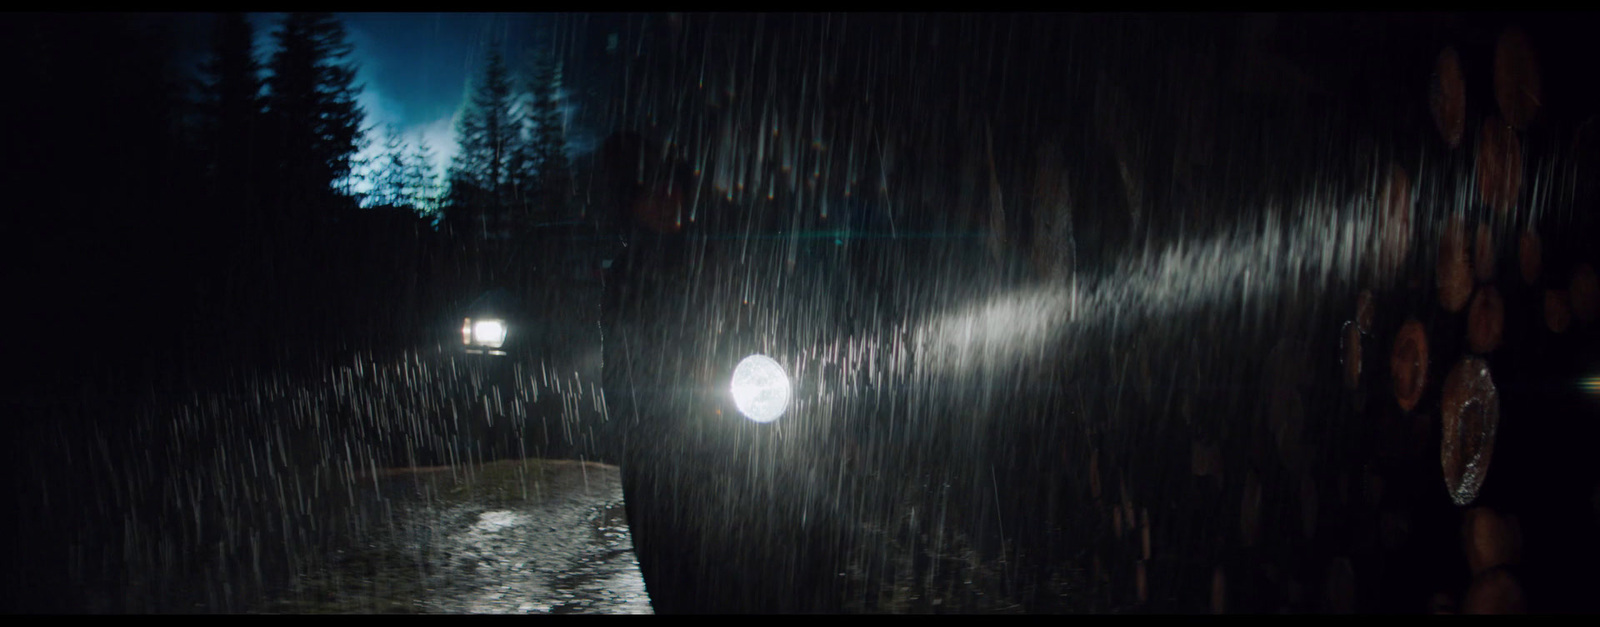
730;353;791;423
472;320;507;348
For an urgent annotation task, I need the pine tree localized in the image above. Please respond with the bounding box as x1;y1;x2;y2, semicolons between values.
506;83;538;218
264;12;367;215
13;15;212;391
446;42;519;238
194;12;271;332
506;47;547;218
528;48;572;217
405;135;442;216
196;12;264;210
451;45;514;197
371;124;409;208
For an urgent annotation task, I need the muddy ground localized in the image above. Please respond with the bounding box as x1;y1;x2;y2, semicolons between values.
256;459;650;614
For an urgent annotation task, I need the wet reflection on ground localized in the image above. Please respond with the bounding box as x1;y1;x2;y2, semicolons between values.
261;460;651;614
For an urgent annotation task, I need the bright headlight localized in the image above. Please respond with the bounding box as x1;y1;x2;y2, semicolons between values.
730;353;791;423
472;319;507;348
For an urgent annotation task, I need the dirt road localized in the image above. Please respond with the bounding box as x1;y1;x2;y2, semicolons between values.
259;459;651;614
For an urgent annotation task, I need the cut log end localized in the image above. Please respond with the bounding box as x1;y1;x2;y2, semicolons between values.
1571;264;1599;325
1546;289;1572;334
1438;217;1473;312
1493;26;1542;131
1475;222;1496;283
1476;118;1523;216
1467;285;1505;354
1463;568;1527;614
1431;46;1466;148
1462;507;1523;576
1392;319;1430;412
1441;357;1499;507
1519;230;1541;285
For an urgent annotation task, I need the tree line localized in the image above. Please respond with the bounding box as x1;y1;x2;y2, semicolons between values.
443;42;575;238
198;12;574;232
9;12;579;400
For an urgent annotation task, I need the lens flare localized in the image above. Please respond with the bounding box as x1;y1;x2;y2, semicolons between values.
1580;375;1600;396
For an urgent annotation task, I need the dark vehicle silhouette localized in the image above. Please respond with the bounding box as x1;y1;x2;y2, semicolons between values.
459;288;523;357
592;14;1600;615
593;121;1032;612
447;219;609;464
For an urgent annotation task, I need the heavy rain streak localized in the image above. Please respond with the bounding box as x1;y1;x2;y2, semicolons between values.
6;13;1600;615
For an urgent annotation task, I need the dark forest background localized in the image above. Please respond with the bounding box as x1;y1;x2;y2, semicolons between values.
14;12;1600;410
6;11;1600;616
5;13;590;406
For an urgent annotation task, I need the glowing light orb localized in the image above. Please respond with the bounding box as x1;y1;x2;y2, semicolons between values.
730;354;791;423
472;320;507;348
